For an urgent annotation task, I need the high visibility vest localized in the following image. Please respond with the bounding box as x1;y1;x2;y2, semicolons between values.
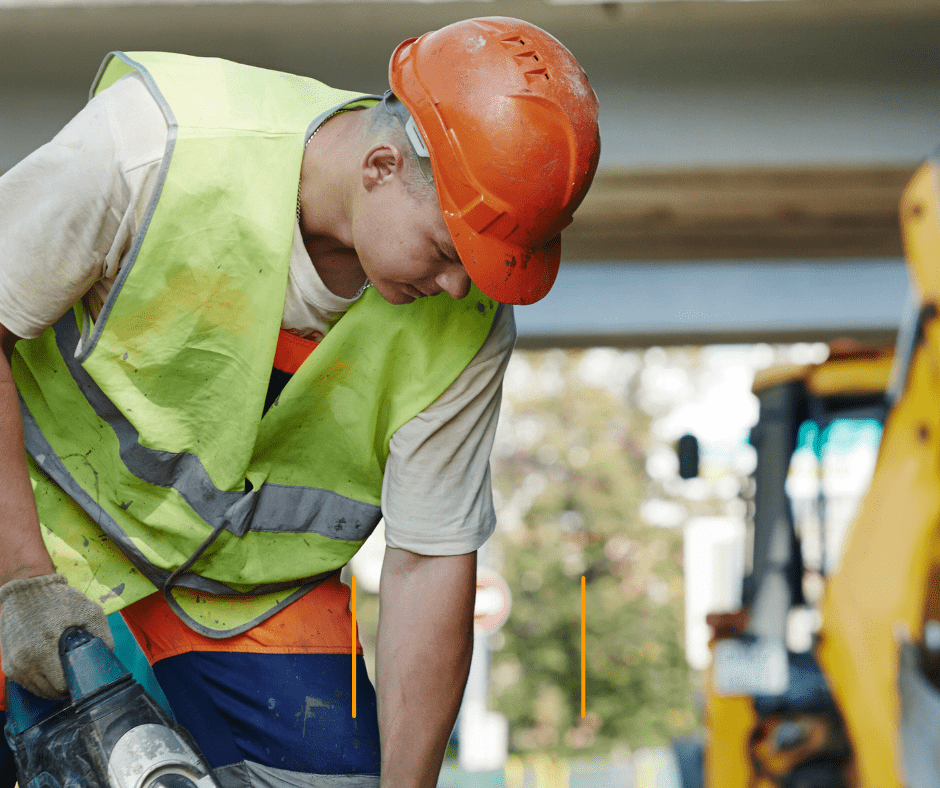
13;52;499;636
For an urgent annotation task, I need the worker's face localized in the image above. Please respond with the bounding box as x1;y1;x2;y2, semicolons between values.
352;143;471;306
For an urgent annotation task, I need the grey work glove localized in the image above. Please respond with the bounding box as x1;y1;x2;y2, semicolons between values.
0;573;114;699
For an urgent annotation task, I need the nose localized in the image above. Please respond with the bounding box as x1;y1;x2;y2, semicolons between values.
435;265;472;300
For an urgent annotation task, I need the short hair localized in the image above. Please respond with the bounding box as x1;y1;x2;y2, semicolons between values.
367;97;436;202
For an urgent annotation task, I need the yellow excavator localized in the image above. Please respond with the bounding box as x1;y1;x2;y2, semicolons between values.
682;343;893;788
678;150;940;788
816;151;940;788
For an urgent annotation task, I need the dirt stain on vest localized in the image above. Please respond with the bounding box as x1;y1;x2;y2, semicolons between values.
103;267;261;353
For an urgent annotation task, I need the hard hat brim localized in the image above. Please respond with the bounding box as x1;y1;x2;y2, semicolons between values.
444;212;561;306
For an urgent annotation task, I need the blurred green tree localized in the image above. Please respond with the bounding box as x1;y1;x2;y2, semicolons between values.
488;349;700;757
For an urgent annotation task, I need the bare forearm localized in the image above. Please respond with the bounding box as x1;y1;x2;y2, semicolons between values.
0;327;55;584
376;547;476;788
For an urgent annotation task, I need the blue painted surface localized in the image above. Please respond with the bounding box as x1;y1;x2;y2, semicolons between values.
515;259;908;345
110;612;174;716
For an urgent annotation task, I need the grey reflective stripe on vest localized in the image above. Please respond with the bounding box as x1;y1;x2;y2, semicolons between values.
19;394;171;588
53;311;382;541
214;761;380;788
84;54;179;361
20;397;339;600
16;310;381;598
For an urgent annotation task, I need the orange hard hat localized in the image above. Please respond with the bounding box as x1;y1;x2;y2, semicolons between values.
389;17;601;305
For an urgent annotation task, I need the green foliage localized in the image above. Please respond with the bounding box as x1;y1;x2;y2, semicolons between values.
488;349;700;757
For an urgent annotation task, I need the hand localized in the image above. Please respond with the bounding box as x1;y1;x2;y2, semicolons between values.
0;573;113;698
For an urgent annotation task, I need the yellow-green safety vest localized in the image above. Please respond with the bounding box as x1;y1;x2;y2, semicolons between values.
13;52;499;636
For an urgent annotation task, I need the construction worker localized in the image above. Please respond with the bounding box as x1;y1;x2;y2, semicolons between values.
0;16;600;788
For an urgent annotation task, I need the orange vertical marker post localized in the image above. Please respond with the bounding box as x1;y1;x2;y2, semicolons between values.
581;575;586;718
352;575;357;719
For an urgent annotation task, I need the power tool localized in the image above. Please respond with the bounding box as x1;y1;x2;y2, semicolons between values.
4;626;220;788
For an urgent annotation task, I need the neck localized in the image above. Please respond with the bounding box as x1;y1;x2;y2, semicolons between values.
297;109;367;297
303;237;367;299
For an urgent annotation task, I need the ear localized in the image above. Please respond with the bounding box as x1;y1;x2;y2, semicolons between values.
362;142;405;192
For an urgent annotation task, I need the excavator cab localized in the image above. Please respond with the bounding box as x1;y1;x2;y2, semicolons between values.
684;346;893;788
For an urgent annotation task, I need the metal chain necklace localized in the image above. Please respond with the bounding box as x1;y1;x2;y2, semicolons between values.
297;107;371;299
296;108;351;222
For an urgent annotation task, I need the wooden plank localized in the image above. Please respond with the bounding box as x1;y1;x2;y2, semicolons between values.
564;165;915;261
0;163;915;262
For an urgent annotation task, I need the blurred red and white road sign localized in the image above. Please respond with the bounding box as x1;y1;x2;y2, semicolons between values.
474;567;513;634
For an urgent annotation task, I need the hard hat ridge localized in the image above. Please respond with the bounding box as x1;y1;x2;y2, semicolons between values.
389;16;601;305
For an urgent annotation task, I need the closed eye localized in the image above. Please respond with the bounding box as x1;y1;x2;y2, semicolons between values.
438;244;459;265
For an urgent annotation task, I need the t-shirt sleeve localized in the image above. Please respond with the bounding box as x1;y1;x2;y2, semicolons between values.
381;302;516;556
0;74;165;339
